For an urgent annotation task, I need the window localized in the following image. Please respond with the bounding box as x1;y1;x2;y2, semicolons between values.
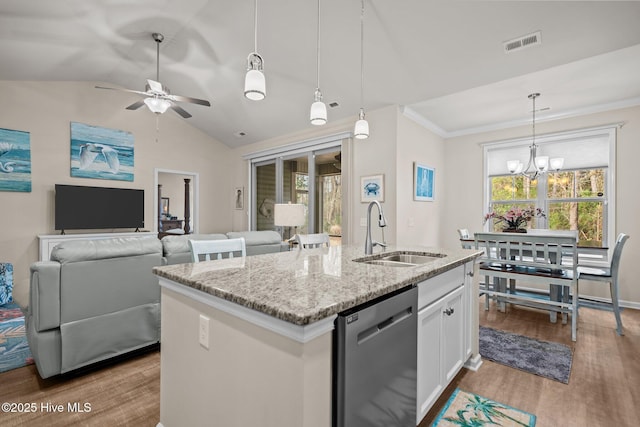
244;133;348;241
484;126;616;248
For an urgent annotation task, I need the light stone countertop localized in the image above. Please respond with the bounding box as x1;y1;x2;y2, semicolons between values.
153;245;482;326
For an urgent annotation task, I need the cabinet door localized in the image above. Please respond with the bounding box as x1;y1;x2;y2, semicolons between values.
442;286;465;383
417;297;444;423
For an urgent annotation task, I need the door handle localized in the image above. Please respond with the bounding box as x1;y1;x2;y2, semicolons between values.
443;307;455;316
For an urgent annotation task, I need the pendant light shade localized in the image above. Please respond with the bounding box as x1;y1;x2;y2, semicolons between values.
310;89;327;125
310;0;327;125
354;108;369;139
144;97;171;114
244;0;265;101
354;0;369;139
244;53;266;101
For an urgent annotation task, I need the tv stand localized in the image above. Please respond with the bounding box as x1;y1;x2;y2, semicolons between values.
38;231;155;261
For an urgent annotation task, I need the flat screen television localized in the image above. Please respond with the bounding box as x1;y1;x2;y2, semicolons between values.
55;184;144;231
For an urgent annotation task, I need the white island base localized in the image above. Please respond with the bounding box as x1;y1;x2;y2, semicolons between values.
157;285;333;427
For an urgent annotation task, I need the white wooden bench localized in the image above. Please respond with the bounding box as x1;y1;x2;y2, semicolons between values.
474;232;579;341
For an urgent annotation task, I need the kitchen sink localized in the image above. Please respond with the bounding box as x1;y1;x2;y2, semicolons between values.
379;253;443;264
355;251;446;267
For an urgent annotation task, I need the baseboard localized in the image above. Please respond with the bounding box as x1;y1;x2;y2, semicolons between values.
464;354;483;372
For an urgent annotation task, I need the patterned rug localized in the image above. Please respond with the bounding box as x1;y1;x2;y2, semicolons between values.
432;388;536;427
0;303;34;373
479;326;572;384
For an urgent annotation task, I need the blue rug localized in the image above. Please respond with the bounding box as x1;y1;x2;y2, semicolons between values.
432;388;536;426
0;303;34;373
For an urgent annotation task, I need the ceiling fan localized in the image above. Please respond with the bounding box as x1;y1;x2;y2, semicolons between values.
95;32;211;118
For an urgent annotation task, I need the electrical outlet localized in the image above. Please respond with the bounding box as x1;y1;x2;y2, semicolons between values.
199;314;210;349
360;217;367;227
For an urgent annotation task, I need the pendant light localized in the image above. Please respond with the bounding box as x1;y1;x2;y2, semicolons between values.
244;0;266;101
354;0;369;139
507;93;564;179
310;0;327;125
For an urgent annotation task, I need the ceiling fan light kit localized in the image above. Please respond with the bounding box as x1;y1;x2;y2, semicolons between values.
144;97;171;114
95;32;210;119
245;0;266;101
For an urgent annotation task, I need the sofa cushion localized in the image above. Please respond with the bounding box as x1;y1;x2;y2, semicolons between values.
226;230;281;246
51;237;162;263
161;234;228;257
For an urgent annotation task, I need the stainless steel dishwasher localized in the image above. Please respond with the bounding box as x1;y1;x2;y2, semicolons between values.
333;285;418;427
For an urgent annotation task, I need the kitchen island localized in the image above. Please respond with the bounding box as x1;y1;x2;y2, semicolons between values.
153;244;482;427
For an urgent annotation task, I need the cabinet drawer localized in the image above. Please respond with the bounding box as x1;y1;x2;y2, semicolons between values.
418;265;463;310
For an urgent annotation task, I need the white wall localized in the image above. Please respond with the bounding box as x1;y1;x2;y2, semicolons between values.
0;81;234;306
396;109;446;247
443;105;640;306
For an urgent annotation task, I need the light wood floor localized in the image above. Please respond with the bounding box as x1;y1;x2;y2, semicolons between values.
420;302;640;427
1;304;638;426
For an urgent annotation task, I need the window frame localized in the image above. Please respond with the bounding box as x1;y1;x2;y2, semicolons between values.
482;125;617;249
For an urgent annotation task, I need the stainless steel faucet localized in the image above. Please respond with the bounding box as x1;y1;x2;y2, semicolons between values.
365;200;388;255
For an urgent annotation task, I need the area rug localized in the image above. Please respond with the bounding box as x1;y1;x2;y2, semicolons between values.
0;303;34;373
432;388;536;427
479;326;572;384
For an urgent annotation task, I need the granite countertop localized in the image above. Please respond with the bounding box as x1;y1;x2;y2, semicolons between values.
153;245;482;326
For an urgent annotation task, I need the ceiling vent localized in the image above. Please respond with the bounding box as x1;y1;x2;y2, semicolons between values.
503;31;541;53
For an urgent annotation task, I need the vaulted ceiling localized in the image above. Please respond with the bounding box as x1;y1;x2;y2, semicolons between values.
2;0;639;147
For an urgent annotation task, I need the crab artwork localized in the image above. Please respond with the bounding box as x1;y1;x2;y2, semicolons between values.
364;182;380;196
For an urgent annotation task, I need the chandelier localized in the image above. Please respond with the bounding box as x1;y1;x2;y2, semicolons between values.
507;93;563;180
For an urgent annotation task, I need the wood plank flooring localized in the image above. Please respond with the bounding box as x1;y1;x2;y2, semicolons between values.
420;303;640;427
1;304;638;426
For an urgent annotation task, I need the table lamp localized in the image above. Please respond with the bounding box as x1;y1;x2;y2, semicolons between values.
274;203;305;241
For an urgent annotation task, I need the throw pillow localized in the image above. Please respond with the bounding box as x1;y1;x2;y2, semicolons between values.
0;262;13;306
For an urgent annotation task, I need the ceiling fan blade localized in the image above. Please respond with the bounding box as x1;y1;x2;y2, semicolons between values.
147;79;165;94
95;85;149;97
167;94;211;107
126;100;146;110
170;104;192;119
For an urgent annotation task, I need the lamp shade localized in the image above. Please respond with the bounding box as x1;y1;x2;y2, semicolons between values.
274;203;305;226
310;100;327;125
144;97;171;114
354;118;369;139
244;69;266;101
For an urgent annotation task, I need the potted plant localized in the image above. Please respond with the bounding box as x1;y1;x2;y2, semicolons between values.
483;206;545;232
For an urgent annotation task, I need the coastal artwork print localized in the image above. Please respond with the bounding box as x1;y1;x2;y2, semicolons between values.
414;162;435;201
0;127;32;192
70;122;134;182
360;174;384;202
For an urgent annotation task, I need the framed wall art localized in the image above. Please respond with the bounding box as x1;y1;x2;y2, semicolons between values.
70;122;134;182
0;127;31;192
360;174;384;202
414;162;435;202
235;186;244;210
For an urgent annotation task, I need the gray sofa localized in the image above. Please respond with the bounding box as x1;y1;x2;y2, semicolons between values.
26;237;164;379
162;230;288;264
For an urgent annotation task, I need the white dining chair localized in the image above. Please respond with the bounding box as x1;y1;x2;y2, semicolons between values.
189;238;246;262
577;233;629;336
457;228;472;249
295;233;330;249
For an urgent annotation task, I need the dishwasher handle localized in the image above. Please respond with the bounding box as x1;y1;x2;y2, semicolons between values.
357;306;413;345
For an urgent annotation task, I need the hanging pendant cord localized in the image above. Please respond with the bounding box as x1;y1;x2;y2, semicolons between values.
316;0;321;90
360;0;365;108
254;0;258;53
156;37;160;81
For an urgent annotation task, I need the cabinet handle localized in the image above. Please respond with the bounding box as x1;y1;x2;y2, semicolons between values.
444;308;455;316
467;271;474;277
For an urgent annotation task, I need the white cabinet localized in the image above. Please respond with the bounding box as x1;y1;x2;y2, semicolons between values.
416;265;469;424
463;261;474;361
